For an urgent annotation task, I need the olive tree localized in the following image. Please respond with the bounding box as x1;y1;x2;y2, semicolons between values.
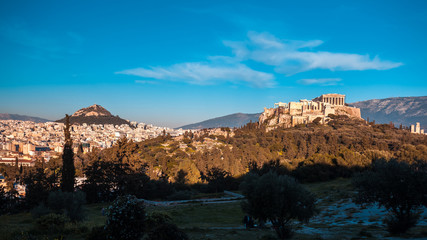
240;171;317;239
353;159;427;233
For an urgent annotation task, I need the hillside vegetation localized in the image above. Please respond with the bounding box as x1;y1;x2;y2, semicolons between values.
94;116;427;183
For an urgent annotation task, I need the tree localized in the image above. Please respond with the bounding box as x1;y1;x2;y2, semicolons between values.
353;159;427;233
23;167;57;208
202;167;233;193
61;114;75;192
240;172;317;239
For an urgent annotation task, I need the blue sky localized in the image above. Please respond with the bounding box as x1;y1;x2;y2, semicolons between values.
1;0;426;127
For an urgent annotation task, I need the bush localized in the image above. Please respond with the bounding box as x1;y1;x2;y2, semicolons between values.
104;195;145;240
240;171;317;239
353;159;427;234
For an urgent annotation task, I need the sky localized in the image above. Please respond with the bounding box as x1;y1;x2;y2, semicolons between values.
0;0;426;128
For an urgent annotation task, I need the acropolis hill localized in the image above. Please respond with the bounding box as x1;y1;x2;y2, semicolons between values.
259;93;362;128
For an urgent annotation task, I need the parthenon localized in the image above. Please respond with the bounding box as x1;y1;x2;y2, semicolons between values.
312;93;346;106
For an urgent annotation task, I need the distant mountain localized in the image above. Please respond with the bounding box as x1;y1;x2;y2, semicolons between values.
0;113;51;123
179;113;261;129
349;96;427;128
56;104;130;126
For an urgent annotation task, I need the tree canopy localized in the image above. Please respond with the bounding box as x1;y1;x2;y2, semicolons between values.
240;171;317;239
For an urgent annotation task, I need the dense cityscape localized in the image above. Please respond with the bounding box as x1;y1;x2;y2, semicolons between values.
0;120;184;166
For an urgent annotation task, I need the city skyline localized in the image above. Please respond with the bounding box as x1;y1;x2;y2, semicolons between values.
1;1;426;128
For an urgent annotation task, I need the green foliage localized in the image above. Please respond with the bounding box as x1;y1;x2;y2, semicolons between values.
353;159;427;233
104;195;145;240
240;171;317;239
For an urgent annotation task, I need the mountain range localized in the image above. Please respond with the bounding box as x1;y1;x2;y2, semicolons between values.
349;96;427;128
0;113;51;123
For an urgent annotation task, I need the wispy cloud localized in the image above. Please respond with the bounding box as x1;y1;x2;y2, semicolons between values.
118;31;402;88
298;78;342;86
227;32;403;75
118;62;275;88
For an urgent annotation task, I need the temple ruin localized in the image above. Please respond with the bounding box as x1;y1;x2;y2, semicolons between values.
259;93;361;128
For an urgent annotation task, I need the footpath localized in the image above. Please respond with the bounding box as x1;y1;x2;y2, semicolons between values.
140;191;244;206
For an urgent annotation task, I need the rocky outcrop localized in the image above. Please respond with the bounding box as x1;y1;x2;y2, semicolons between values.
71;104;112;117
259;95;362;129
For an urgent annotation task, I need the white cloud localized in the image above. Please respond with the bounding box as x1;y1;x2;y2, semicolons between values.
117;62;275;88
297;78;342;86
118;31;402;88
227;32;403;75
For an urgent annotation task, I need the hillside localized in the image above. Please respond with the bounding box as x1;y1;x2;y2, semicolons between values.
0;113;51;123
349;96;427;128
56;104;130;126
179;113;261;129
97;117;427;184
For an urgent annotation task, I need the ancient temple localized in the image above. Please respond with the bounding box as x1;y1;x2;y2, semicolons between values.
312;93;346;106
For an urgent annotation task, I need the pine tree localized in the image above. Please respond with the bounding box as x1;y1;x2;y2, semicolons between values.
61;114;75;192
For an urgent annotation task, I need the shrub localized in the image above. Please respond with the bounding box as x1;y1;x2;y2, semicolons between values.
104;195;145;240
353;159;427;234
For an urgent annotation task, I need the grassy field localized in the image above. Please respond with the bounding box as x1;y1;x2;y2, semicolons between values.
1;178;427;239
